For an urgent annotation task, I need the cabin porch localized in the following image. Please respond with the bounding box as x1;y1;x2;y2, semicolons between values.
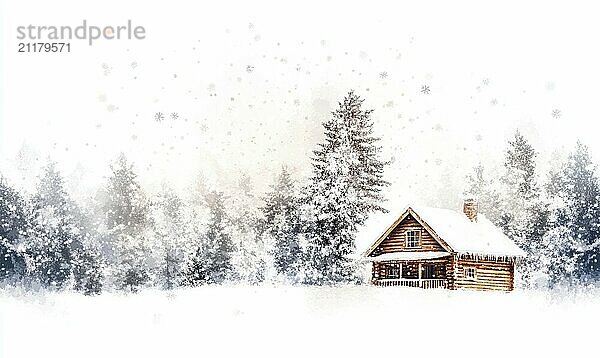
371;259;449;289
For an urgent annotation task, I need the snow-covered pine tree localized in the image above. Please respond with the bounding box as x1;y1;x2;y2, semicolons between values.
260;166;301;282
100;154;150;292
68;203;104;295
301;90;389;284
151;184;186;289
28;162;80;288
183;190;235;286
498;131;550;287
553;142;600;284
539;207;577;288
0;177;28;281
229;173;266;284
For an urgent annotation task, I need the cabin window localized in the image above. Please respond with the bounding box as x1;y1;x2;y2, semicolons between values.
405;230;420;248
385;264;401;279
465;267;476;280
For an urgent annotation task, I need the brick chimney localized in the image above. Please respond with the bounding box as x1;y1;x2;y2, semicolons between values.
463;199;478;222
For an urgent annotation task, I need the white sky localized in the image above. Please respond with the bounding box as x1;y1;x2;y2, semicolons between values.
1;0;600;208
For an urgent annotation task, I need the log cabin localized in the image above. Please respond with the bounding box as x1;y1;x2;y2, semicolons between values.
362;200;525;291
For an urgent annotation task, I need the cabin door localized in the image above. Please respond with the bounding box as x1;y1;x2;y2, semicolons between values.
422;264;435;279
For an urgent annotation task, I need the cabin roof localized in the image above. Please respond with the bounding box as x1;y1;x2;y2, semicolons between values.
359;205;526;259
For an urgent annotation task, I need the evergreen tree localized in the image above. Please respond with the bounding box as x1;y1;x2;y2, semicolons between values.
260;166;301;282
499;131;550;287
0;177;27;281
301;91;389;284
151;185;186;289
71;205;104;295
229;174;266;284
28;162;79;288
540;196;578;288
100;154;150;292
553;142;600;283
183;190;235;286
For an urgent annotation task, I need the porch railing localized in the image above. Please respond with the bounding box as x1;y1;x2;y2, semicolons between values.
373;278;447;289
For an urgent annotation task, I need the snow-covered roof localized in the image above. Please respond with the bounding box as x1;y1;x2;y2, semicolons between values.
364;251;451;262
358;204;526;259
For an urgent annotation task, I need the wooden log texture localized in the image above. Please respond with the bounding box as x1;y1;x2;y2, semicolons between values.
454;258;514;291
371;215;446;255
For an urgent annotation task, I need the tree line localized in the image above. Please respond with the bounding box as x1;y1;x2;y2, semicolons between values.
0;91;389;294
466;133;600;288
2;91;599;294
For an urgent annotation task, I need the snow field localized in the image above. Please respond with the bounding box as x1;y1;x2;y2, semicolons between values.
1;286;598;358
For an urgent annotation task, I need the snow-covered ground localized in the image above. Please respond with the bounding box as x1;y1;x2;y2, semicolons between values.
1;286;598;358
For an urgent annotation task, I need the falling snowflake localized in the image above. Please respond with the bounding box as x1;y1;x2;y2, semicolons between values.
170;112;179;120
482;78;490;85
246;65;254;73
379;71;388;79
154;112;164;122
131;61;138;69
490;98;498;106
420;85;430;94
552;109;562;118
102;63;111;76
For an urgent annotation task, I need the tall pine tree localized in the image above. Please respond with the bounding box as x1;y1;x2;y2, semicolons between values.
499;131;549;287
28;162;80;288
549;142;600;284
151;184;186;289
260;166;301;282
229;174;266;284
466;131;550;287
183;190;235;286
100;154;150;292
301;91;389;284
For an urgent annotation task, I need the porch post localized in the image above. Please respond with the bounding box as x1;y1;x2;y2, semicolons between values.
418;262;422;287
399;262;403;280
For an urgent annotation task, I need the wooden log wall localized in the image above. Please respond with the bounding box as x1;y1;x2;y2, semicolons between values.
454;258;514;291
371;215;446;256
